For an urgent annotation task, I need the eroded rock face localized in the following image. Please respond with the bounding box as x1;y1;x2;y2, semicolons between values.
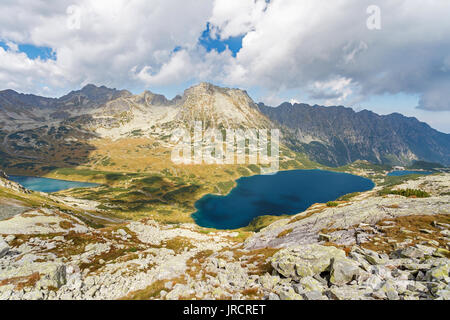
0;236;9;258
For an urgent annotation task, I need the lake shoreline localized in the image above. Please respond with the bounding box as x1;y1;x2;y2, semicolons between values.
192;169;375;230
8;175;101;193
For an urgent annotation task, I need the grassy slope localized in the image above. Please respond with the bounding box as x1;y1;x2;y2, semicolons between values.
2;136;429;230
0;186;107;228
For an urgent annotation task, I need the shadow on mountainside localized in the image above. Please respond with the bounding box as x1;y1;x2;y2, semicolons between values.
0;122;98;178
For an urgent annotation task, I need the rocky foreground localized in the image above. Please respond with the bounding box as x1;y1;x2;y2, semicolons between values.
0;174;449;300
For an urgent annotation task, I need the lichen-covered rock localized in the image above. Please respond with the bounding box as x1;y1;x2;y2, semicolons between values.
435;289;450;300
378;280;399;300
327;286;369;300
302;291;328;300
271;244;346;280
278;288;303;300
299;276;325;292
433;248;450;258
330;257;361;285
258;274;281;291
353;247;388;265
426;264;449;282
395;246;427;259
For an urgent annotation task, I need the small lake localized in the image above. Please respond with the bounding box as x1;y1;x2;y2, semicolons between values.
9;175;100;193
387;170;433;177
192;169;375;230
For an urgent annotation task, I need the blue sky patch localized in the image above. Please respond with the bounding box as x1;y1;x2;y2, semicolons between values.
0;41;56;61
199;23;244;57
0;42;8;51
173;46;183;53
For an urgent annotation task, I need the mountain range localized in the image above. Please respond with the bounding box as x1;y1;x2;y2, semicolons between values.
258;103;450;167
0;83;449;169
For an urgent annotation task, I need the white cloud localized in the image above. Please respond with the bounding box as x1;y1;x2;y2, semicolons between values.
0;47;64;94
210;0;450;113
133;50;194;86
309;77;355;106
0;0;449;122
208;0;268;39
0;0;213;95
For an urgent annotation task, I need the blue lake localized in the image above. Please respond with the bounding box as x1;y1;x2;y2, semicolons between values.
9;175;100;193
387;170;433;177
192;169;375;230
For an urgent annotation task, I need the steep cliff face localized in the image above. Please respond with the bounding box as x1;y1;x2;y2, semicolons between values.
259;103;450;167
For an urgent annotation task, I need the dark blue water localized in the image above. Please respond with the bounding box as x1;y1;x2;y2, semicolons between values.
387;170;433;177
192;170;375;229
9;175;100;193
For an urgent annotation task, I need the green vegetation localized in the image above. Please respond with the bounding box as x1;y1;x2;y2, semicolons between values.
244;215;288;232
337;192;360;201
125;280;169;300
130;129;143;137
55;170;207;223
408;160;443;170
277;228;294;238
326;201;339;207
336;160;391;173
247;164;261;174
377;174;422;188
237;167;251;176
378;188;431;198
216;180;235;194
48;168;142;184
163;237;195;254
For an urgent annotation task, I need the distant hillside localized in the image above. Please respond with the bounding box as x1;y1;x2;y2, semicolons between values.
259;102;450;167
0;83;274;173
1;83;449;171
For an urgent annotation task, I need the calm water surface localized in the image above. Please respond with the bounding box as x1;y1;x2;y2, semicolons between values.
192;169;375;229
387;170;433;177
9;175;100;193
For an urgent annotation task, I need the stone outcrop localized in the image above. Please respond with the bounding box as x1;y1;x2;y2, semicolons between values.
270;245;345;280
269;244;449;300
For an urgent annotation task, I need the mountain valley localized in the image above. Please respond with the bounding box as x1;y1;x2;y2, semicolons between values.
0;83;449;300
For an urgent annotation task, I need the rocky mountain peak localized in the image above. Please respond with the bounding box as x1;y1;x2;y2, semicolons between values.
136;90;171;106
58;84;132;108
176;83;271;129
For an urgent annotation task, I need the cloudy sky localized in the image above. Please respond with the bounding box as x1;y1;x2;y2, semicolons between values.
1;0;449;132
